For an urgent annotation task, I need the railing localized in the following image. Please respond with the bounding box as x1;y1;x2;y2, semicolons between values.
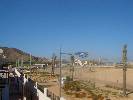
28;78;36;85
37;84;44;93
14;68;65;100
47;89;60;100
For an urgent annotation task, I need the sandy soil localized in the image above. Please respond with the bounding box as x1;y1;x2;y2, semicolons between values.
51;66;133;99
54;66;133;90
37;66;133;100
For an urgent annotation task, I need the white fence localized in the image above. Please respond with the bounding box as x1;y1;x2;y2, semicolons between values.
14;68;65;100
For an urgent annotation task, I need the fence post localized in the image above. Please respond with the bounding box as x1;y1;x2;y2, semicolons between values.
44;88;48;97
36;82;38;89
60;97;65;100
26;75;28;82
23;74;27;84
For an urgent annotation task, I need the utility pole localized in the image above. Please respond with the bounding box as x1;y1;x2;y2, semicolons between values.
21;57;23;67
122;44;127;96
59;47;62;98
29;53;32;78
70;55;75;81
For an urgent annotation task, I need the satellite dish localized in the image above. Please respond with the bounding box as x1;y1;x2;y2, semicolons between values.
0;49;3;54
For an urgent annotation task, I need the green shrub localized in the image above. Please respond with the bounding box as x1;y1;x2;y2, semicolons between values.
66;76;72;82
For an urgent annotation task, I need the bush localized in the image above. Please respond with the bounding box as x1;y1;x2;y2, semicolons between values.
65;76;72;82
63;81;81;92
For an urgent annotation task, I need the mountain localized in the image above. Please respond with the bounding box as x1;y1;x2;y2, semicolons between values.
0;47;48;64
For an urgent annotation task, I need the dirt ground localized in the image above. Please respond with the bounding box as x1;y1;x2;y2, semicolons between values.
36;66;133;100
50;66;133;99
53;66;133;90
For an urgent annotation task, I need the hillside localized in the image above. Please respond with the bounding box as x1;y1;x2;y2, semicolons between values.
0;47;48;64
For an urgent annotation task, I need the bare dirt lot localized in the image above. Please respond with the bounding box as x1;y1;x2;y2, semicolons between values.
52;66;133;99
54;66;133;90
31;66;133;100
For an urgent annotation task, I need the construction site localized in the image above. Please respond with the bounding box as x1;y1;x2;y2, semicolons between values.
1;0;133;100
20;45;133;100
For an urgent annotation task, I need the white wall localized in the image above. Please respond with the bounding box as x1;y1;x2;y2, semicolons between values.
14;68;66;100
37;88;51;100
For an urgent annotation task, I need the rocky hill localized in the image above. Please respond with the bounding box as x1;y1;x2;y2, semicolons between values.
0;47;48;64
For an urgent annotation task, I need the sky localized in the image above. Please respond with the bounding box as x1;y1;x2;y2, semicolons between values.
0;0;133;61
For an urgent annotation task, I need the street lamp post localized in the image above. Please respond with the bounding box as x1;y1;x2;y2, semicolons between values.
59;50;75;98
59;50;88;98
